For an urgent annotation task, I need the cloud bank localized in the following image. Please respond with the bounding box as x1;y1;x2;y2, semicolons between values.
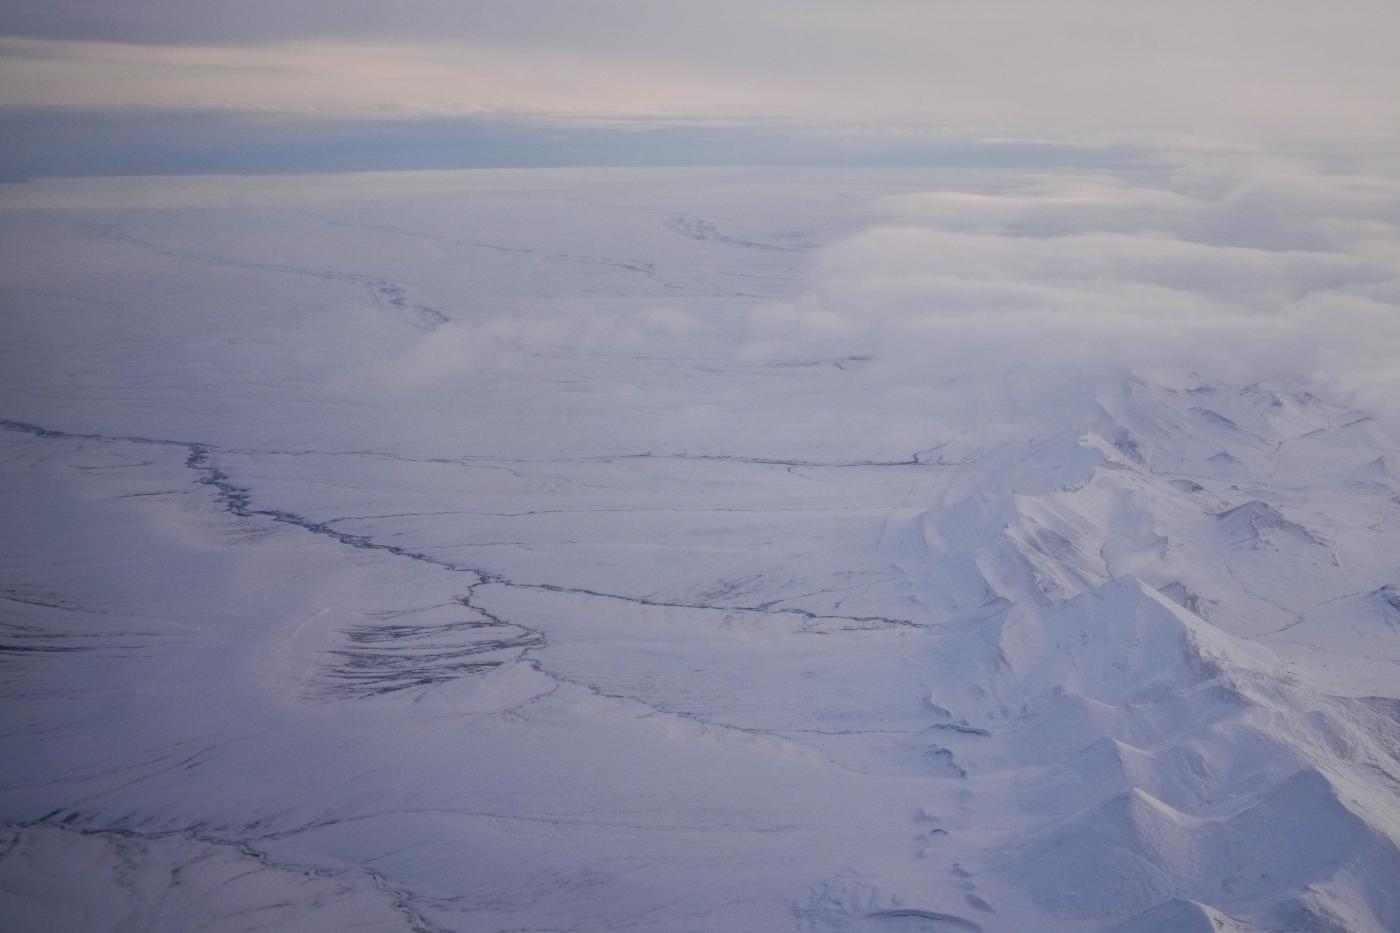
741;160;1400;416
369;152;1400;453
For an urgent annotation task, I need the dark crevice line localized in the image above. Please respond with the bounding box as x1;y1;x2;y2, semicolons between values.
1;819;445;933
1;413;929;797
97;223;449;332
183;444;472;575
1;416;922;775
2;418;922;764
8;415;933;841
506;579;918;629
223;446;940;470
2;416;902;785
300;209;767;298
1;418;919;631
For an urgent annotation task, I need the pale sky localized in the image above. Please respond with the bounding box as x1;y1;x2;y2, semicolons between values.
3;2;1398;174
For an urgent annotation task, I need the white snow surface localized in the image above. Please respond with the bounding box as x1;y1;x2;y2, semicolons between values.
2;165;1400;932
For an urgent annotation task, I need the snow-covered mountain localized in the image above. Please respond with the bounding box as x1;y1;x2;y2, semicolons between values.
2;166;1399;931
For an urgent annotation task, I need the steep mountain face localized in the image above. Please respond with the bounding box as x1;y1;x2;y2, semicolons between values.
899;375;1400;931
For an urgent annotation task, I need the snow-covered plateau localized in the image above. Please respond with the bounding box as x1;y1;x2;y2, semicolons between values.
3;164;1400;932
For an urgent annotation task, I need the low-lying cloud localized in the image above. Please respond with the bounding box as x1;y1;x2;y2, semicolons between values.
741;160;1400;415
377;306;707;392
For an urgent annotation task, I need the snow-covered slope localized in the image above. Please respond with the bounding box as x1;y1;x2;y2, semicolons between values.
2;167;1399;931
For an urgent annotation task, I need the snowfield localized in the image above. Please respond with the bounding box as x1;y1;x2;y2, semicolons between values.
3;164;1400;932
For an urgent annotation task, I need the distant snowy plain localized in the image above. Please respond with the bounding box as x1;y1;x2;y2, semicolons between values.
2;161;1400;932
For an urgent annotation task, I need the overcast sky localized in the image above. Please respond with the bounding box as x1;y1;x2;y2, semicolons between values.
3;2;1398;174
